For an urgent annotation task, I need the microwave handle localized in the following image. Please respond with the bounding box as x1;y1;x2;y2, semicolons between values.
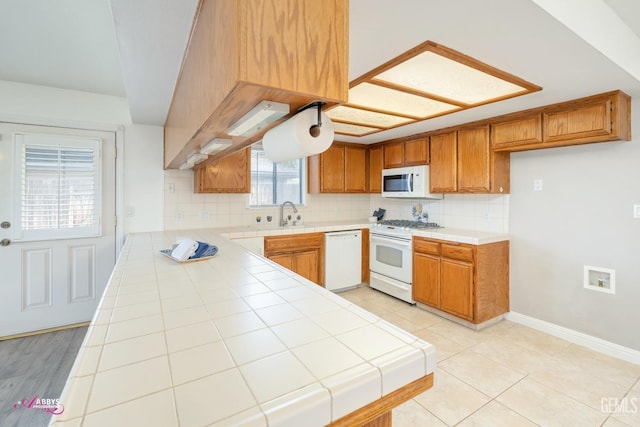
409;173;413;192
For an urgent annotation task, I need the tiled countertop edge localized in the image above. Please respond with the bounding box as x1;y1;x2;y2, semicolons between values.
221;220;509;245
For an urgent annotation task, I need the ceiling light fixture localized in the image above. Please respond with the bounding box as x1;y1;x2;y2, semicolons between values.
227;101;289;137
328;40;541;137
201;138;233;155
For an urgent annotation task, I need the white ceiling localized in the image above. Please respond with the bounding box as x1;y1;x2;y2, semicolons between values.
0;0;639;144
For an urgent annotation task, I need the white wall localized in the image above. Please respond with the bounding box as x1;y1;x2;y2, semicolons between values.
509;97;640;351
123;125;164;233
0;80;130;125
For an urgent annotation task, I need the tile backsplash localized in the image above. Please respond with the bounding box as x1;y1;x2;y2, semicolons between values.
164;170;508;233
369;194;509;233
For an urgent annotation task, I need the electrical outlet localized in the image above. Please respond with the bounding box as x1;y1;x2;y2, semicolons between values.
167;183;175;193
634;204;640;219
126;206;135;217
199;211;209;221
175;211;184;221
533;179;543;192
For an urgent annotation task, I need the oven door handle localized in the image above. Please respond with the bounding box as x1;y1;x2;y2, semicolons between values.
371;235;412;249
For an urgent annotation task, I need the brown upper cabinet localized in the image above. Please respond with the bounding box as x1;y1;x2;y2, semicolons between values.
308;143;368;193
429;132;458;193
164;0;349;169
491;114;543;150
430;126;509;194
383;138;429;169
368;145;384;193
492;90;631;152
194;148;251;193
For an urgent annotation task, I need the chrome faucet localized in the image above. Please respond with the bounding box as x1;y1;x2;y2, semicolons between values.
279;201;298;226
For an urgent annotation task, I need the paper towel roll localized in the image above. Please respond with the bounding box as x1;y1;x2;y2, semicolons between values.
262;107;334;162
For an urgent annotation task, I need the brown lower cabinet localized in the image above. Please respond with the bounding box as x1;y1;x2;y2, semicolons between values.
413;237;509;324
264;233;325;286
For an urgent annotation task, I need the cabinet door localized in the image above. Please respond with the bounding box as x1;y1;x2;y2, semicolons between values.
440;259;474;321
320;144;345;192
269;253;294;271
368;146;383;193
457;126;490;192
195;148;251;193
429;132;457;192
413;253;440;307
491;115;542;150
543;99;612;143
404;138;429;165
294;250;320;285
383;142;404;168
345;146;367;192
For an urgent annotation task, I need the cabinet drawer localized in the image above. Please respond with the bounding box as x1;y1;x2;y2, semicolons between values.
413;238;440;256
264;233;323;253
441;244;474;262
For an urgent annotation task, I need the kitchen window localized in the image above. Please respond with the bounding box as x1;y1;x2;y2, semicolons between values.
250;148;303;206
13;133;102;241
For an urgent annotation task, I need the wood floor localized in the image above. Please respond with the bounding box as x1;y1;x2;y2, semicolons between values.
0;326;87;427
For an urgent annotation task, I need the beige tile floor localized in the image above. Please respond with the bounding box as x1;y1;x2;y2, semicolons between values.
339;286;640;427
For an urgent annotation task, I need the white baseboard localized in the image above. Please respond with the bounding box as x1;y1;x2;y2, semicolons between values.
505;311;640;366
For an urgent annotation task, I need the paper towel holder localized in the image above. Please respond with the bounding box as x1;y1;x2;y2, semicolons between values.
298;101;326;138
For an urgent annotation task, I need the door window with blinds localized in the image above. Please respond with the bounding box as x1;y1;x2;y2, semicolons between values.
13;133;102;241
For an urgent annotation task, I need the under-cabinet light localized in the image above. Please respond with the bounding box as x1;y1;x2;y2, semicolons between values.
178;162;192;170
187;153;208;165
227;101;289;137
201;138;232;155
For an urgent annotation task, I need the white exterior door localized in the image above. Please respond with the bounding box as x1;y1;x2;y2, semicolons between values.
0;123;116;337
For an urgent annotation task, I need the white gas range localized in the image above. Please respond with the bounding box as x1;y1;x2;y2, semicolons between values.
369;220;442;304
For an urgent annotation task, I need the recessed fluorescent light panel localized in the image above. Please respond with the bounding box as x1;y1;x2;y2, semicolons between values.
330;41;541;137
227;101;289;137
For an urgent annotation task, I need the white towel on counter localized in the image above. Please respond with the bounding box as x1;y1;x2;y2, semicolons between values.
171;239;199;261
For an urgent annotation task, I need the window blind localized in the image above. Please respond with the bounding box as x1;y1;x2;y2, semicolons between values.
13;132;102;241
21;145;97;230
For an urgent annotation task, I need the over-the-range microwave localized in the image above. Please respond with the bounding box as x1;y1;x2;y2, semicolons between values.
381;165;443;199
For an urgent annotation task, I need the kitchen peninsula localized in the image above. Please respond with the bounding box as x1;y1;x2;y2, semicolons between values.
49;224;439;427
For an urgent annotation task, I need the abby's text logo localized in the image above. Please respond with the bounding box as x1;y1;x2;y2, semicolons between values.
13;396;64;415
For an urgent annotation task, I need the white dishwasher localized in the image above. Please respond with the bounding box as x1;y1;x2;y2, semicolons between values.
325;230;362;292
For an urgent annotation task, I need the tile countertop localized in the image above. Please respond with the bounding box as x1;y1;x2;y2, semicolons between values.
50;229;437;427
224;220;509;245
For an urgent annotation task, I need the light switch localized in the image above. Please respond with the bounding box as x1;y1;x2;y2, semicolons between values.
634;204;640;219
